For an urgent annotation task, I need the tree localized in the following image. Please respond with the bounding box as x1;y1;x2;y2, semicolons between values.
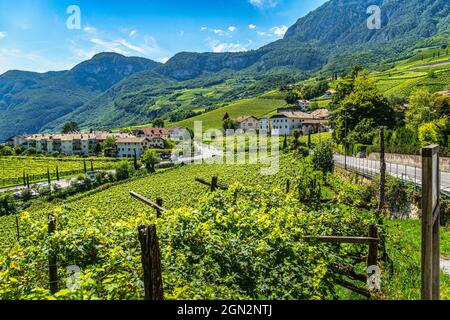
293;130;301;148
405;88;434;129
62;121;79;134
333;73;396;143
223;113;230;121
223;118;238;131
434;94;450;118
285;90;299;105
347;118;377;145
0;194;16;217
350;66;364;79
142;149;161;173
152;118;165;128
115;161;132;181
102;137;117;157
418;117;449;147
0;146;14;156
311;141;334;175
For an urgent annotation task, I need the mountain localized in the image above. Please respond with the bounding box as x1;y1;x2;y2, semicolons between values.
0;53;161;141
0;0;448;141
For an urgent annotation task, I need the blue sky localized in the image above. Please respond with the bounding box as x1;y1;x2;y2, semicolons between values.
0;0;328;74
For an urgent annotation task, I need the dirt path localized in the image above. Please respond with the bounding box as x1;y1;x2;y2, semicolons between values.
407;60;450;70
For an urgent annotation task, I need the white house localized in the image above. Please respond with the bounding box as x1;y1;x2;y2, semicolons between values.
5;135;28;147
259;117;270;132
295;100;311;110
116;137;146;158
270;109;331;136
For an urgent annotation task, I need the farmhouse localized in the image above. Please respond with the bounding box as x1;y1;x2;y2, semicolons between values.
116;136;147;158
5;135;27;147
295;99;311;110
270;109;331;136
133;127;173;140
236;116;259;131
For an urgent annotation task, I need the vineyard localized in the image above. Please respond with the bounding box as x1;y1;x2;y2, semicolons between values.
0;157;122;187
1;145;450;299
0;151;386;299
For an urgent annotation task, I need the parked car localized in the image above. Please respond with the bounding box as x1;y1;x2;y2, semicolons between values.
86;170;101;181
13;192;23;199
53;183;63;191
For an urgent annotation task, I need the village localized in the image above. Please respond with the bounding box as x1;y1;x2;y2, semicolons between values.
4;101;332;159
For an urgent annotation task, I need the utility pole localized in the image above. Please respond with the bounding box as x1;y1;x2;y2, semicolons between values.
378;127;386;213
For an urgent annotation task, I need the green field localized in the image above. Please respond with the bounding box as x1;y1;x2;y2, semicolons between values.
372;47;450;96
0;157;121;187
172;98;287;131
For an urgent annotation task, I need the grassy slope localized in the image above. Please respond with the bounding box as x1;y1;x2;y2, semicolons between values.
385;220;450;300
172;98;288;131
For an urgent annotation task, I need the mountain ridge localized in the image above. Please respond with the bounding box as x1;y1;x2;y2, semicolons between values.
0;0;449;141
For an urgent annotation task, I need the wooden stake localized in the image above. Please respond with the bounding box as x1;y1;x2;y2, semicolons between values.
138;225;164;300
156;198;163;219
367;225;378;268
48;214;58;294
211;176;218;192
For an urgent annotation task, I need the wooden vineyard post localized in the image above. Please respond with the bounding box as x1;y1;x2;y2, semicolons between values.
56;166;60;181
138;225;164;300
421;145;440;300
211;176;218;192
15;216;20;241
90;160;94;172
156;198;163;219
286;179;291;194
367;224;378;268
48;214;58;294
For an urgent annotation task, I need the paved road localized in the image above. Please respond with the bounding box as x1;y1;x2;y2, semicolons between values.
334;154;450;197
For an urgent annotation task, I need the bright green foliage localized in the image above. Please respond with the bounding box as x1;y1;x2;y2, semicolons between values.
0;179;377;300
311;141;334;175
405;88;434;129
142;150;161;173
0;157;121;187
333;73;396;143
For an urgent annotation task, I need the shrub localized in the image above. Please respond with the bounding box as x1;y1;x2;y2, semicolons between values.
115;161;132;181
311;141;334;174
0;194;16;216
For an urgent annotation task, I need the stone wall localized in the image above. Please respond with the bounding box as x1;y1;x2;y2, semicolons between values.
368;152;450;172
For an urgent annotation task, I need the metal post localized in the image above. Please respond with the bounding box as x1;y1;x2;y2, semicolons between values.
344;109;348;170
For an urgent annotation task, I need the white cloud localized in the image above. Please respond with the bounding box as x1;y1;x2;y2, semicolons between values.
89;38;129;55
212;42;249;53
83;26;97;34
257;31;271;37
248;0;281;9
271;25;288;37
0;32;7;39
200;27;207;31
129;30;138;38
248;24;257;29
160;57;170;63
228;26;237;32
116;39;147;54
213;29;224;34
